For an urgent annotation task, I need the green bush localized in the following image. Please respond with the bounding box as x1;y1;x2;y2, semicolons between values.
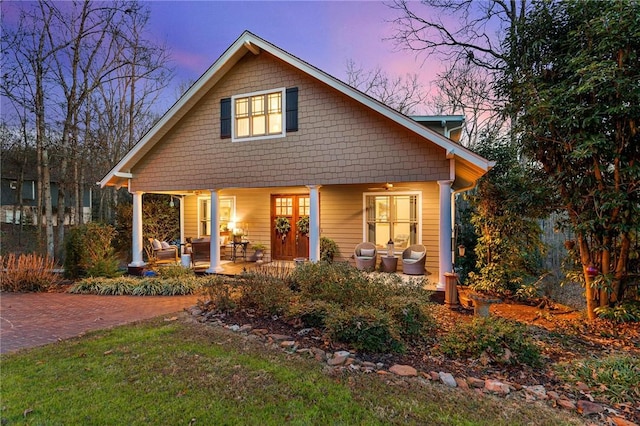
156;265;195;279
68;276;200;296
64;223;122;279
555;355;640;404
288;300;338;328
385;296;436;342
292;262;378;308
320;237;340;262
0;253;62;292
438;317;541;367
594;301;640;323
201;275;238;313
239;269;293;316
325;306;403;353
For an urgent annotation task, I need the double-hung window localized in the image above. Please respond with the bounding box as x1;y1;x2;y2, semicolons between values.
364;193;420;252
233;88;284;141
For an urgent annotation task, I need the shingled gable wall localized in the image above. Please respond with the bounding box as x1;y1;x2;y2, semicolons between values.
129;50;450;193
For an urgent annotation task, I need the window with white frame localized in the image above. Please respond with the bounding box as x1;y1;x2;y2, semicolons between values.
365;193;419;252
199;196;235;237
233;88;284;141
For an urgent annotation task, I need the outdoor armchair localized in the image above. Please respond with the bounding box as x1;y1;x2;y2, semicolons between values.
354;242;377;271
402;244;426;275
148;238;179;264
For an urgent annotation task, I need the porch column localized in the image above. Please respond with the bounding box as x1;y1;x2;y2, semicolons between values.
437;180;453;291
179;195;185;246
307;185;322;262
206;189;223;273
129;191;145;267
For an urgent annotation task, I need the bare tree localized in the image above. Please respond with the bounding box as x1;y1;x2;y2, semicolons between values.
2;0;171;260
345;59;428;115
387;0;528;141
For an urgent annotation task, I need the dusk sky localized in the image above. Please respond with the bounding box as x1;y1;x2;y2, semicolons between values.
2;1;447;114
145;1;443;111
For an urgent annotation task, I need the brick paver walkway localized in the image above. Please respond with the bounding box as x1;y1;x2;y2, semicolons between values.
0;293;200;354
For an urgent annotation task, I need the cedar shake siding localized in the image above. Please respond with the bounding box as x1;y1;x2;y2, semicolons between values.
128;50;449;193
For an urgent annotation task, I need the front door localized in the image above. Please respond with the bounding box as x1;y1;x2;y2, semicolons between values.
271;194;310;260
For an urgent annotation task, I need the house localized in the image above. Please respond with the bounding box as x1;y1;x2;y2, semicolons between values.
99;31;493;289
1;159;92;226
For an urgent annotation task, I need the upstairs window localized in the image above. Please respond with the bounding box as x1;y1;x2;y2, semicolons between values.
232;88;284;141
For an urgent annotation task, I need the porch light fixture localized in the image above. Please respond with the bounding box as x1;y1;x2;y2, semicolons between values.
387;239;395;256
169;196;175;208
458;244;466;257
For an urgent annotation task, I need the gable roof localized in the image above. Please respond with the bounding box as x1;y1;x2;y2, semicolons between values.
100;31;493;190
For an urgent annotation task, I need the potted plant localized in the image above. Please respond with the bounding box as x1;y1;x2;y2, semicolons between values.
252;242;266;261
320;236;339;263
232;228;244;243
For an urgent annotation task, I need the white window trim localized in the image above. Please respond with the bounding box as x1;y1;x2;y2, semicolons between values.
231;87;286;142
197;195;236;238
362;191;422;254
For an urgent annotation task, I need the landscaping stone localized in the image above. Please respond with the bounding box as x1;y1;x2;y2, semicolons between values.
239;324;253;333
467;377;485;388
267;334;293;342
484;379;510;394
557;399;577;410
429;371;440;381
455;377;469;390
577;400;604;416
389;364;417;377
327;354;348;366
280;340;296;349
523;385;547;400
439;372;457;388
576;381;590;392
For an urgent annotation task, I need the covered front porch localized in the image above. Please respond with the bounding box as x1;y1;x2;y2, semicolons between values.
127;181;458;290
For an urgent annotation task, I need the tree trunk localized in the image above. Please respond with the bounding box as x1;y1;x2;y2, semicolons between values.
578;235;597;320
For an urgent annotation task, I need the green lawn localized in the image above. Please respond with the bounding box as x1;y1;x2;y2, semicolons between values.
1;316;582;425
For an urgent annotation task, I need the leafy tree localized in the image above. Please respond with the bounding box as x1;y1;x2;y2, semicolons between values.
467;135;551;296
501;0;640;319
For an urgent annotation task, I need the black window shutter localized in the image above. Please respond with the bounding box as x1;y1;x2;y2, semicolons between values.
220;98;231;138
286;87;298;132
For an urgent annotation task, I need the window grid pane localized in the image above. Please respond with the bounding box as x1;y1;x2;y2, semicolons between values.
234;91;283;139
365;194;418;248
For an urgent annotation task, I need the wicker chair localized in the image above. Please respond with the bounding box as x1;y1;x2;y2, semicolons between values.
402;244;426;275
148;238;179;264
354;242;377;271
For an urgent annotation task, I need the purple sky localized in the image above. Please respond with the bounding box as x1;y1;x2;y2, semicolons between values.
146;1;442;111
1;1;444;114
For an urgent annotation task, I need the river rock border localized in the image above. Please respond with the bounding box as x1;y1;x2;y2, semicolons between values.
186;306;635;426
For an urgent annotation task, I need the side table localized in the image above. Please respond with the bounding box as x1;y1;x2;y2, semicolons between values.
380;256;398;273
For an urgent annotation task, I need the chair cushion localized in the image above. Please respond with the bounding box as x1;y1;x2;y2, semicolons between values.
161;241;171;249
403;258;419;264
360;248;375;257
409;250;423;260
152;239;162;250
356;256;374;260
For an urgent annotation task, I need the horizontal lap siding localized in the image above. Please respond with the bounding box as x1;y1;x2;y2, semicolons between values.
181;184;441;282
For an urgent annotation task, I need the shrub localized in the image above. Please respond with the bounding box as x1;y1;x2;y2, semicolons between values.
325;306;403;353
200;275;239;313
594;301;640;323
292;262;377;308
64;223;122;279
438;317;542;367
68;276;200;296
385;296;436;342
320;237;340;262
555;355;640;404
155;265;194;279
0;253;62;292
288;299;338;328
239;269;293;315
